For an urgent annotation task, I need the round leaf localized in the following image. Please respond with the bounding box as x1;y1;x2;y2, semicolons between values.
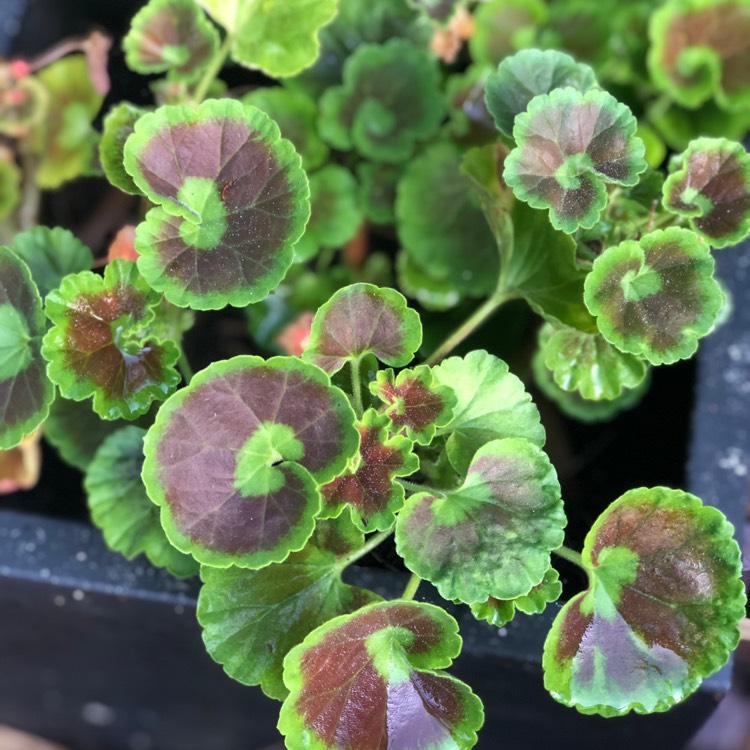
396;438;565;604
485;48;598;139
432;349;545;474
123;0;219;82
0;248;53;449
99;103;148;195
321;409;419;532
279;600;484;750
41;259;181;420
11;226;93;298
503;88;647;234
141;355;359;569
303;283;422;374
85;426;198;577
662;137;750;248
198;515;381;699
583;228;724;365
543;487;746;716
123;98;310;310
319;39;445;163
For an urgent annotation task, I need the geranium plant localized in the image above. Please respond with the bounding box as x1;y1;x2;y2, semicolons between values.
0;0;747;747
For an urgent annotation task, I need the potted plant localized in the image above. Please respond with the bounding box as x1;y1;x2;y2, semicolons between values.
0;1;748;749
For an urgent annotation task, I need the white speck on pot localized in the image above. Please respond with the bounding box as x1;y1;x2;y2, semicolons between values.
75;551;88;562
497;627;508;637
174;604;185;615
717;447;748;477
72;589;85;601
53;595;65;607
128;731;153;750
82;702;116;726
9;528;20;539
39;568;50;578
24;542;35;553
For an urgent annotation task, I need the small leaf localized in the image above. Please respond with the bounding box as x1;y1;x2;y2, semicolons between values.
198;513;381;700
662;137;750;248
396;253;462;311
293;165;363;263
396;143;499;297
99;103;148;195
242;86;329;171
123;98;310;310
396;438;565;604
0;248;54;449
32;55;104;189
303;283;422;374
485;48;598;139
42;259;181;420
141;355;359;569
432;349;545;474
470;567;562;627
583;227;724;365
503;88;647;234
0;156;20;221
196;0;338;78
123;0;219;82
468;0;547;66
85;426;198;577
279;600;484;750
370;365;456;445
543;487;746;716
0;74;48;138
648;0;750;111
321;409;419;532
540;323;648;400
11;226;93;298
319;39;445;163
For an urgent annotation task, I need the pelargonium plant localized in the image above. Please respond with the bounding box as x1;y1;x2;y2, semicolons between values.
0;0;747;747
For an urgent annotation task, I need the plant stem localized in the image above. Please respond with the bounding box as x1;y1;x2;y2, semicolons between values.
191;33;233;104
552;545;585;569
178;348;194;384
350;357;364;417
337;529;393;569
397;478;444;496
401;573;421;601
425;291;513;366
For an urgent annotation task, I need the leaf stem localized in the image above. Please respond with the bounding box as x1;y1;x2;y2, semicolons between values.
552;545;585;569
401;572;421;601
191;32;233;104
397;478;444;497
337;528;393;569
425;291;514;366
178;348;194;384
350;357;364;417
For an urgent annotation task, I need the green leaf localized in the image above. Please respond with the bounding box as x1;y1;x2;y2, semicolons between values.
396;143;499;298
396;438;565;603
532;346;650;424
0;74;48;138
10;226;93;298
0;157;20;221
85;426;198;577
123;0;219;81
141;355;359;569
293;165;363;263
356;161;401;225
662;137;750;248
407;0;466;22
321;409;419;532
583;227;724;365
319;39;445;163
540;323;648;400
468;0;547;66
0;248;54;449
279;600;484;749
543;487;746;716
41;259;181;420
432;349;545;474
470;567;562;627
197;514;381;700
242;86;329;171
303;283;422;374
503;88;647;234
648;0;750;111
31;55;104;189
485;48;598;139
396;253;462;311
99;103;148;195
196;0;338;78
123;98;310;310
370;365;456;446
444;65;497;145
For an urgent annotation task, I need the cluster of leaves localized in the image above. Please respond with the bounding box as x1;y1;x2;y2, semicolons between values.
0;0;747;748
